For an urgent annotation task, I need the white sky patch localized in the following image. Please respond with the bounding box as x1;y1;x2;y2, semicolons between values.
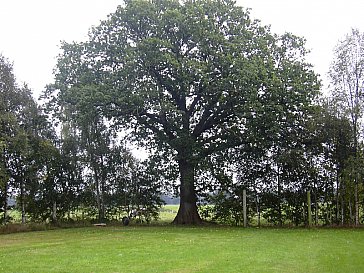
0;0;363;98
0;0;121;98
240;0;364;89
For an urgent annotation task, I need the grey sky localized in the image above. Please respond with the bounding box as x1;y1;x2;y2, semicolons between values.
1;0;363;98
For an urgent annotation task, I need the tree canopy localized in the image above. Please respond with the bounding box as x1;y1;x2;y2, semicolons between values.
329;28;364;225
2;2;364;228
48;0;320;224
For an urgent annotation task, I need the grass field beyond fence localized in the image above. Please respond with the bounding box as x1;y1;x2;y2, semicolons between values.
1;226;363;273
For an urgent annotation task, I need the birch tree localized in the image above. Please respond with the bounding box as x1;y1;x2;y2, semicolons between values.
329;28;364;225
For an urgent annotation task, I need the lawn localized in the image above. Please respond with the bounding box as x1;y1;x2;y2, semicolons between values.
1;226;363;273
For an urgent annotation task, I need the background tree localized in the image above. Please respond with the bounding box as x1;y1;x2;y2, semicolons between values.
329;28;364;225
0;54;36;223
50;0;319;224
0;53;59;224
0;54;18;223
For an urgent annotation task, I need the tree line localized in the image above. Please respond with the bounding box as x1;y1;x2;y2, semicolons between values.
1;0;364;226
0;55;164;224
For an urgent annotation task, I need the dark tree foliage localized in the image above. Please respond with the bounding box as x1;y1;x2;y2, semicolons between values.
2;7;363;228
329;29;364;225
0;54;58;224
49;0;319;224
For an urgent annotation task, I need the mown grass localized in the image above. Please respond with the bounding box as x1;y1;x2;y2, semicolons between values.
1;226;363;273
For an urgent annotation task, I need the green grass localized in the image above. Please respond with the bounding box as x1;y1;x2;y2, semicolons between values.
1;226;364;273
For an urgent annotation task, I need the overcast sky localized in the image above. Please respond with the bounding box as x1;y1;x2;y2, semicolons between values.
1;0;363;99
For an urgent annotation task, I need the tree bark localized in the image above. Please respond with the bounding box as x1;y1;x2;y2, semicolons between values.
20;178;26;224
94;167;103;222
2;150;8;224
52;200;57;223
277;165;282;227
2;180;8;224
307;190;312;227
172;159;202;225
243;189;247;228
349;197;353;224
91;155;104;222
355;178;359;226
341;196;344;225
256;195;260;227
336;172;340;224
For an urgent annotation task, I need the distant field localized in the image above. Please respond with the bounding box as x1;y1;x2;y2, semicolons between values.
1;226;363;273
3;205;180;225
158;205;179;223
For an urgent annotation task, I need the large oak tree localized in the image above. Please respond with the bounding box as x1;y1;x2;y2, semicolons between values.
50;0;319;224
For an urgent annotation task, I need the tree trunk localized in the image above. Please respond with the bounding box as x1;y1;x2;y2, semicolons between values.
2;175;8;224
336;172;340;224
95;173;102;222
353;118;359;226
20;179;26;224
354;179;359;226
314;190;318;225
52;200;57;223
2;150;8;224
2;180;8;224
172;159;202;225
341;196;344;225
256;195;260;228
277;166;283;227
92;162;104;223
243;189;247;228
307;190;312;227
